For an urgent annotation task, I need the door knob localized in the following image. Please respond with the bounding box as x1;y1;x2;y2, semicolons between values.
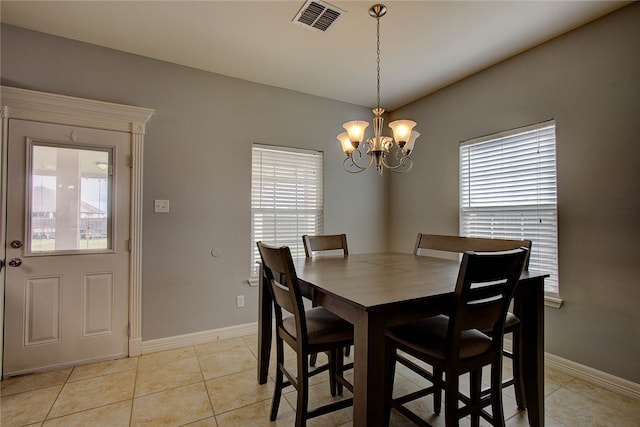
8;258;22;267
10;240;23;249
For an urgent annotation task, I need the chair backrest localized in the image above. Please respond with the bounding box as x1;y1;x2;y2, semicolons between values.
257;241;307;343
448;248;528;360
302;234;348;258
414;233;532;270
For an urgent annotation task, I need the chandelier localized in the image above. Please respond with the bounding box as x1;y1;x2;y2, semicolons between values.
337;4;419;175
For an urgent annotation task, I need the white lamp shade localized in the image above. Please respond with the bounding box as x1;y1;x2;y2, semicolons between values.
388;120;417;146
404;131;420;154
337;132;355;155
343;121;369;144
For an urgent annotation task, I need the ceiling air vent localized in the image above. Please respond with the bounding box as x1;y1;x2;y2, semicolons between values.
292;0;344;33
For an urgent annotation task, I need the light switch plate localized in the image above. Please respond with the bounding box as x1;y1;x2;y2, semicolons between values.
154;199;170;213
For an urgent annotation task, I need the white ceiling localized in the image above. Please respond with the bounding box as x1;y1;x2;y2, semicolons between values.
0;1;629;110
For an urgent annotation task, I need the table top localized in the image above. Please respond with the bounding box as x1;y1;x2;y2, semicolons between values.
292;252;547;311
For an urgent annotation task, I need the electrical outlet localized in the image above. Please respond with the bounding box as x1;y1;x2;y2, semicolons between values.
236;295;245;308
154;199;170;213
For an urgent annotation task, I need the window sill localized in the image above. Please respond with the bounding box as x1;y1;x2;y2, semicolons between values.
544;295;564;308
247;277;259;287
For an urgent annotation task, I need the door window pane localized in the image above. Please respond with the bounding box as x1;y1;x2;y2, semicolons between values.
29;143;113;253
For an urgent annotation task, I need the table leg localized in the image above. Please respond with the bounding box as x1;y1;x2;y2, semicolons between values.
257;264;272;384
352;310;386;427
521;277;545;427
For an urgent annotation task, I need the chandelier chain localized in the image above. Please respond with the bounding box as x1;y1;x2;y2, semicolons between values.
376;15;381;110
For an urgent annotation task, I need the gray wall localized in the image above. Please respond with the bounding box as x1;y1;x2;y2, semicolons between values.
0;24;387;340
2;3;639;384
389;3;640;382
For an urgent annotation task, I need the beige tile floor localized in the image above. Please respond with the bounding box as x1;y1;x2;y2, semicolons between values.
1;333;639;427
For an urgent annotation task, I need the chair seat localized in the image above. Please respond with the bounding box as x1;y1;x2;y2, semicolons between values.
479;311;519;334
386;314;492;361
283;307;353;346
504;312;519;329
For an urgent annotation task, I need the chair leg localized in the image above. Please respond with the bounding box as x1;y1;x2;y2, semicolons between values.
296;353;310;427
383;341;397;427
444;369;460;427
433;368;443;415
336;347;345;395
270;371;283;421
470;370;482;427
270;340;285;421
309;301;319;367
510;328;526;409
491;362;506;427
345;345;351;357
328;348;342;396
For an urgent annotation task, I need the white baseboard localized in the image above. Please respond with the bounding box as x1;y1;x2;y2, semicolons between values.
544;352;640;401
140;322;258;354
129;338;142;357
3;352;128;378
503;339;640;401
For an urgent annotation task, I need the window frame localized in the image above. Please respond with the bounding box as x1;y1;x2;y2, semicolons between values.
250;143;324;278
26;140;115;255
459;119;561;302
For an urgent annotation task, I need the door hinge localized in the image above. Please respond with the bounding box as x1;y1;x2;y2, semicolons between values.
127;240;132;252
127;155;133;168
127;322;131;337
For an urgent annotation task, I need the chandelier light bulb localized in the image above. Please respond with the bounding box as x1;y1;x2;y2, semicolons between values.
337;132;355;155
342;121;369;146
389;120;417;147
403;131;420;155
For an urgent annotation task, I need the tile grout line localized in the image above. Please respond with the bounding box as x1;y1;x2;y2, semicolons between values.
129;355;140;427
40;366;73;424
194;344;217;424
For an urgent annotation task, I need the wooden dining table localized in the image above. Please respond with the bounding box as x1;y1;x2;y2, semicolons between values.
257;253;547;427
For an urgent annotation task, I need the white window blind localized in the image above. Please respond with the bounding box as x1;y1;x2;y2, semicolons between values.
251;144;324;276
460;120;559;295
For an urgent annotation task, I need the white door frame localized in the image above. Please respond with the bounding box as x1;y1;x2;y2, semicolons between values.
0;86;154;377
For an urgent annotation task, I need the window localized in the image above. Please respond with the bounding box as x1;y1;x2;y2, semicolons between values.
459;120;559;295
251;144;324;276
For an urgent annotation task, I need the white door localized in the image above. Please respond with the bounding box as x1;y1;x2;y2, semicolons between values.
3;119;131;376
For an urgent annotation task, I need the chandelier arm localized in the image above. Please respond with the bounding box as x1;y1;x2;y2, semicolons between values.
381;153;413;173
343;147;374;172
356;146;376;168
343;157;364;173
386;159;413;173
343;156;372;173
398;157;414;172
391;147;411;163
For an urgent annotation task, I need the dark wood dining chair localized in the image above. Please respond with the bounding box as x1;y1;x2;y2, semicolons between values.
384;247;529;427
302;233;349;257
413;233;532;409
257;242;353;427
302;233;351;366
